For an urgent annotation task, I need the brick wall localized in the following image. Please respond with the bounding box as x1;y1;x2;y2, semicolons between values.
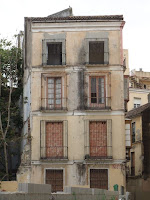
46;122;63;158
89;121;107;157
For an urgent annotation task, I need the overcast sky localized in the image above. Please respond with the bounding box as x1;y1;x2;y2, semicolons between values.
0;0;150;72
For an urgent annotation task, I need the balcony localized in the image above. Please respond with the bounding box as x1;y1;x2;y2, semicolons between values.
40;146;68;160
41;98;67;111
85;146;112;159
83;97;111;110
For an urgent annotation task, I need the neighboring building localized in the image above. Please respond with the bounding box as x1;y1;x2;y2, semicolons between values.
126;103;150;177
127;69;150;111
17;8;127;192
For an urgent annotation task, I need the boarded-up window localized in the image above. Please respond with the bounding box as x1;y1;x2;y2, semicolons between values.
47;77;62;109
46;122;63;158
46;169;63;192
90;77;105;105
90;121;107;157
47;43;62;65
90;169;108;189
89;42;104;64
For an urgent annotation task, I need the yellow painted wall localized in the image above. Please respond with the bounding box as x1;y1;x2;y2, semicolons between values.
31;30;122;67
127;116;143;176
20;20;126;191
128;89;149;111
31;115;125;161
30;163;126;191
0;181;18;192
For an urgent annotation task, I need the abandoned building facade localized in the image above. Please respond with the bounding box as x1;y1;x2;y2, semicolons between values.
18;8;127;192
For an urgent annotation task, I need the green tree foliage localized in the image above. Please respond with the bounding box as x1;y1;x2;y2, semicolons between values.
0;37;23;180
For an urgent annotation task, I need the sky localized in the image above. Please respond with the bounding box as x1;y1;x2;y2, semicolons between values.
0;0;150;72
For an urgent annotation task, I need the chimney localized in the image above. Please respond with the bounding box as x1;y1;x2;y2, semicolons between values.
139;68;142;71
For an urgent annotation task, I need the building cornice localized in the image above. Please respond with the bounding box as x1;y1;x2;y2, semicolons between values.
31;110;124;117
31;21;123;33
129;87;150;93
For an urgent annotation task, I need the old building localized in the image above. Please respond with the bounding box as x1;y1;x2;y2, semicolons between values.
17;8;127;192
126;103;150;177
126;103;150;198
127;69;150;111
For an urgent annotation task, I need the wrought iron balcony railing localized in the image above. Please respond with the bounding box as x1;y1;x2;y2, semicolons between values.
41;98;67;111
40;146;68;159
85;146;112;159
83;97;111;110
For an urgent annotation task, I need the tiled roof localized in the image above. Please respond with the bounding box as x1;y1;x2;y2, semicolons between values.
29;15;123;22
126;103;150;119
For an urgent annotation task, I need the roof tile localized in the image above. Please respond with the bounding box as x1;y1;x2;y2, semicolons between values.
126;103;150;119
29;15;123;22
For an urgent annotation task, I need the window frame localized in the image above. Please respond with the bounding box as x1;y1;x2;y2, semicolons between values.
84;119;112;159
42;39;66;66
85;38;109;65
41;73;67;111
44;168;65;193
89;76;106;107
90;168;109;190
89;41;104;64
40;120;68;160
46;77;62;109
133;97;141;109
47;42;62;65
89;121;107;158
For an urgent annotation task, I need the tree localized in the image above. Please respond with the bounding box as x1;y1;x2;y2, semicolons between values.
0;37;23;180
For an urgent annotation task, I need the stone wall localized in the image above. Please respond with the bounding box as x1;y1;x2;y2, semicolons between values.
0;183;119;200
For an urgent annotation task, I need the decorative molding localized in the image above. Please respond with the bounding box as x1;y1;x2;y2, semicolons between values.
32;21;123;33
129;88;150;93
31;110;124;116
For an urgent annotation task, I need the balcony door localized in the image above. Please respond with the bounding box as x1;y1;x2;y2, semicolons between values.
90;77;105;108
47;77;62;109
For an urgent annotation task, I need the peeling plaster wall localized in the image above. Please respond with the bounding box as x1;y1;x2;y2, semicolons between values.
20;18;126;191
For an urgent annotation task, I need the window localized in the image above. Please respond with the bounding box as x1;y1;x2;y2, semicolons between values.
133;98;141;108
125;123;131;147
90;77;105;106
46;122;63;158
89;42;104;64
46;169;63;192
85;37;109;65
90;169;108;189
41;74;67;111
47;43;62;65
90;121;107;157
47;77;62;109
132;122;135;143
42;38;66;65
40;121;68;159
84;120;112;159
